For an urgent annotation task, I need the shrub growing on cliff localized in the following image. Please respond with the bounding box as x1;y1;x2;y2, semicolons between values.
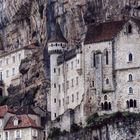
48;127;61;138
86;113;99;125
70;123;81;132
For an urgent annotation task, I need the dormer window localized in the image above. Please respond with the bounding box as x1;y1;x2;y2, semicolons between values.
13;117;19;126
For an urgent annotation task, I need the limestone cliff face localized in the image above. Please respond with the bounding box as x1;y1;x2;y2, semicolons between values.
0;0;140;113
47;0;140;46
6;48;50;110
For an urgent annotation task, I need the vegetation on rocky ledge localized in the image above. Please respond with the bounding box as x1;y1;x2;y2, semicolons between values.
86;111;140;128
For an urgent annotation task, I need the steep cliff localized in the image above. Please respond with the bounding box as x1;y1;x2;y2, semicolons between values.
0;0;140;122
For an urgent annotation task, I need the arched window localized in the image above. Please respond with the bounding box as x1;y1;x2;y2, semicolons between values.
126;100;129;108
130;99;133;107
104;102;108;110
104;95;107;100
106;79;109;85
134;100;137;108
101;103;104;110
129;53;133;62
128;74;133;81
106;50;109;65
129;87;133;94
128;24;132;34
109;102;111;110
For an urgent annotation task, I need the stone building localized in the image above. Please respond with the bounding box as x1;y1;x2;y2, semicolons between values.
0;105;44;140
48;17;140;131
0;44;36;96
4;115;43;140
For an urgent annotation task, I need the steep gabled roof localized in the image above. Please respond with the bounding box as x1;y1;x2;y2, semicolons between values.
4;115;42;130
84;20;126;45
48;23;68;43
0;105;14;118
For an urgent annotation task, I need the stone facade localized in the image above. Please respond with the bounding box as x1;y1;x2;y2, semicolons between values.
48;17;140;132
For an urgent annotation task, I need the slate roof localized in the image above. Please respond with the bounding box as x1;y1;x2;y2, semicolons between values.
48;23;68;43
84;20;125;45
4;115;42;130
0;105;14;118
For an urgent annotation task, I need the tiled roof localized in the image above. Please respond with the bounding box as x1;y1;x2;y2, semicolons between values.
48;23;68;43
0;105;14;118
84;20;125;45
4;115;42;130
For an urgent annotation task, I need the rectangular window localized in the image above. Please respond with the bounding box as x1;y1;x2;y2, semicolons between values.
92;81;94;87
0;60;2;67
0;72;2;81
76;77;79;85
72;94;74;102
63;98;64;106
71;79;74;87
59;100;61;107
54;83;56;88
67;64;69;71
77;92;79;100
19;53;21;60
58;85;61;93
5;131;9;140
71;61;73;69
62;83;65;91
32;129;38;137
15;130;21;138
54;68;56;73
58;68;60;76
12;68;15;76
12;56;15;63
54;113;56;118
67;96;69;104
6;58;9;65
6;70;9;78
66;81;69;89
54;98;56;103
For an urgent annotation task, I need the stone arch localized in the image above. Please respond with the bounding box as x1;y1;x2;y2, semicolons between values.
134;100;137;108
129;53;133;62
129;74;133;81
109;102;111;110
128;24;132;34
104;101;108;110
126;100;129;108
130;99;133;107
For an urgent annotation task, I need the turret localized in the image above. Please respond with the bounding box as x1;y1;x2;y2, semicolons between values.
48;23;68;55
48;23;68;120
